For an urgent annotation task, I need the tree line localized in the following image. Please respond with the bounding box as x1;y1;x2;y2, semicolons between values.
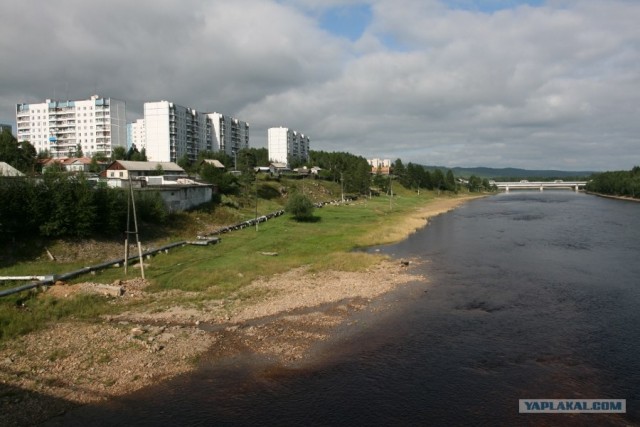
586;166;640;198
0;171;167;239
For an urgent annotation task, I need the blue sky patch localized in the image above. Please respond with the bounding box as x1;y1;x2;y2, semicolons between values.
319;4;372;41
443;0;545;13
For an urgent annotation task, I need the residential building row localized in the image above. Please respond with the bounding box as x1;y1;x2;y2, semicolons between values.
15;95;310;167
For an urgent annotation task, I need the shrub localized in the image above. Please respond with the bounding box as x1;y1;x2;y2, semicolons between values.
286;193;315;221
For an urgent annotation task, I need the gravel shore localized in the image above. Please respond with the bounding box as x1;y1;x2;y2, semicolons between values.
0;196;474;426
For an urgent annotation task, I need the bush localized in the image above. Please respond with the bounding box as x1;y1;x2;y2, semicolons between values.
286;193;315;221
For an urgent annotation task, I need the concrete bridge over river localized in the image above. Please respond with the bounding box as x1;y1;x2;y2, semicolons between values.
493;181;587;192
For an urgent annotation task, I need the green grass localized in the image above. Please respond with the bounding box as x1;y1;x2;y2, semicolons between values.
94;188;453;293
0;179;475;343
0;292;115;342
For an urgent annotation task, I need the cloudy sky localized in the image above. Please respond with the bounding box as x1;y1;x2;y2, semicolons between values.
1;0;638;171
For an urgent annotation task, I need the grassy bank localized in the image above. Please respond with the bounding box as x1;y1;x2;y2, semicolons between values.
0;185;480;342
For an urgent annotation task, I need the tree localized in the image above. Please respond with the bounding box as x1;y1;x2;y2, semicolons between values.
152;164;164;176
286;193;315;221
373;167;390;193
468;175;482;192
0;129;37;174
586;166;640;198
111;146;126;160
74;143;84;158
445;170;457;192
130;147;147;161
237;148;257;174
89;156;102;173
393;158;406;185
177;153;191;171
250;147;269;167
199;163;239;194
432;169;445;193
308;150;371;195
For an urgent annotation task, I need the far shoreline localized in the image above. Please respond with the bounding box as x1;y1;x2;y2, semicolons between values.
585;191;640;203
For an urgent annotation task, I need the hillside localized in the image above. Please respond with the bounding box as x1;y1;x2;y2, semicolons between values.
424;166;595;180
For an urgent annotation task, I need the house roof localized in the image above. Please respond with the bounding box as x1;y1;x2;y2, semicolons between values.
109;160;185;172
0;161;25;177
270;162;289;169
65;157;93;165
201;159;225;168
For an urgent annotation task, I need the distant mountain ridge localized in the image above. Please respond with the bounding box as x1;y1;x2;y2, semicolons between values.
424;166;595;179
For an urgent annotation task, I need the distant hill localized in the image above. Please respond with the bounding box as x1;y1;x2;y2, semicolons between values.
423;166;595;180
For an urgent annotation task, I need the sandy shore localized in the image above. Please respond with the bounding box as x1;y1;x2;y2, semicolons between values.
0;196;477;426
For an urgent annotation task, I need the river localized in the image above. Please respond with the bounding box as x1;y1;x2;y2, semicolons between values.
46;192;640;426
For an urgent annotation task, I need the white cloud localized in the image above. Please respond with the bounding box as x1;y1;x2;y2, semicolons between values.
1;0;639;170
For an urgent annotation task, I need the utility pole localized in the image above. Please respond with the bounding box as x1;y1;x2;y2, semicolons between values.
255;172;259;231
389;174;393;210
124;176;145;279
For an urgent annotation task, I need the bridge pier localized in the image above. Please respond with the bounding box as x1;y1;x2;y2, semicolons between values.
540;186;544;192
505;186;509;193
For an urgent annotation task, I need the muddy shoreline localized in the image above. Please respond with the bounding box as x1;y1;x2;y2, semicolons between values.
0;196;477;426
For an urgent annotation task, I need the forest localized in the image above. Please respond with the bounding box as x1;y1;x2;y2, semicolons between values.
585;166;640;199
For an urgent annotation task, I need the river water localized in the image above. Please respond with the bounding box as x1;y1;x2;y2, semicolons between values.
48;192;640;426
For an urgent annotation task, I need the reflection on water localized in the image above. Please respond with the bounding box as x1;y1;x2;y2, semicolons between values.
49;192;640;426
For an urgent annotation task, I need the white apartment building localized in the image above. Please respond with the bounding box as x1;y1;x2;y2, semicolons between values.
144;101;212;163
207;112;249;157
127;118;146;150
368;158;391;168
15;95;126;158
267;127;310;166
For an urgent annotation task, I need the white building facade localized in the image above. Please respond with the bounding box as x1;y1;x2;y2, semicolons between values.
367;158;391;168
144;101;212;163
127;118;146;150
207;112;249;157
15;95;126;158
267;127;310;166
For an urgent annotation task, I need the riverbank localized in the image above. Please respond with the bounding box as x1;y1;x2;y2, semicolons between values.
0;195;480;426
585;191;640;203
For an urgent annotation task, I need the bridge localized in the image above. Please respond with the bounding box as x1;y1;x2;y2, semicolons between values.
493;181;587;192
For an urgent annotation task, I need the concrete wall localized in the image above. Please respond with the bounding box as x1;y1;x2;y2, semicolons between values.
152;185;213;213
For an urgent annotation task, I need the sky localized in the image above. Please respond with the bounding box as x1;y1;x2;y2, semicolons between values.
1;0;638;171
